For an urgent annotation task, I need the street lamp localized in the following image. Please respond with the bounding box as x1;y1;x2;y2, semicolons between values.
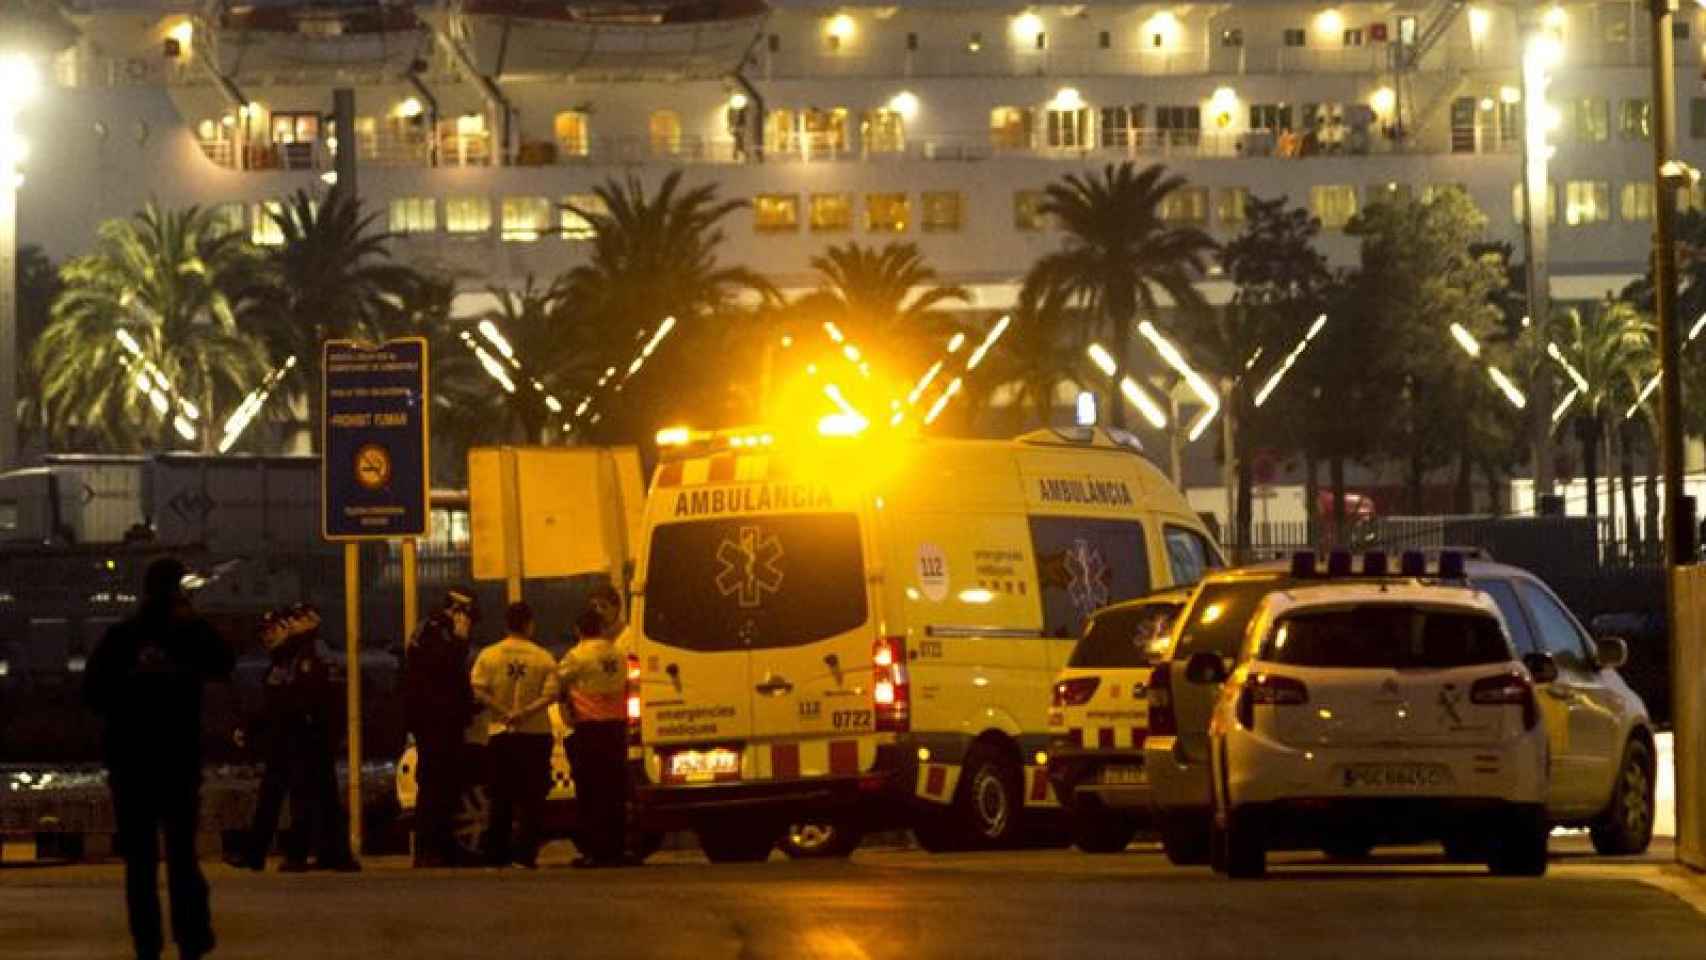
0;52;40;469
1520;27;1561;505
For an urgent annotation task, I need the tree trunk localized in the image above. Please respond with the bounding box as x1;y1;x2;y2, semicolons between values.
200;386;217;455
1106;313;1128;431
1233;388;1253;555
1644;427;1661;559
1453;452;1473;514
1620;420;1639;562
1483;461;1505;516
1581;417;1600;521
1303;449;1320;548
1330;455;1348;548
1407;455;1426;515
1604;425;1618;554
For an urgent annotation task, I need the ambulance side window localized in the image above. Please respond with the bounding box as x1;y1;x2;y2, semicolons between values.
1028;517;1151;639
1163;525;1221;587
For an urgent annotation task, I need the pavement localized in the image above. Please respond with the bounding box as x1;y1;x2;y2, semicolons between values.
3;836;1705;959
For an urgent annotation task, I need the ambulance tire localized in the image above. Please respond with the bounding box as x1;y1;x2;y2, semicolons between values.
957;745;1025;849
1160;813;1212;866
1071;811;1139;854
697;820;779;863
779;820;862;859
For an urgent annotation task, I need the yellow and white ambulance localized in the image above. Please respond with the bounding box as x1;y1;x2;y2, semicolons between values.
631;424;1222;861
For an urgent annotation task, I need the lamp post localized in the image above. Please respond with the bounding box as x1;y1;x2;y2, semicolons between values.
1520;16;1560;507
0;53;40;470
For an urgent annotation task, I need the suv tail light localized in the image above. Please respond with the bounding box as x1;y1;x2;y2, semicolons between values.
1471;671;1537;730
873;636;909;732
1236;674;1309;729
626;654;642;746
1147;663;1176;736
1052;677;1100;707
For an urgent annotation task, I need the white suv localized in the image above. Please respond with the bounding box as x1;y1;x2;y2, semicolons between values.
1206;581;1554;878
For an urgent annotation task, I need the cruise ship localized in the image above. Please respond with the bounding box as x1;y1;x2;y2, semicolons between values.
13;0;1689;307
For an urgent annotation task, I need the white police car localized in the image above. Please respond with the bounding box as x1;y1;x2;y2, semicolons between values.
1206;577;1552;878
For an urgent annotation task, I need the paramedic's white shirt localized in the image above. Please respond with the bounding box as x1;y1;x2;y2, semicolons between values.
471;635;558;736
558;637;626;723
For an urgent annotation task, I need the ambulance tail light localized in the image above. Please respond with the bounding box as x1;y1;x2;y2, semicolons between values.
1147;663;1176;736
626;654;642;745
873;636;909;732
1053;677;1100;707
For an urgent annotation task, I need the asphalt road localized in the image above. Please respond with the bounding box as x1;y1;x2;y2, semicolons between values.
4;840;1704;960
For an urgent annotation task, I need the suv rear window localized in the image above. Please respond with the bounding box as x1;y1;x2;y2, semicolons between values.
643;513;868;652
1261;605;1511;668
1070;601;1184;668
1170;578;1288;659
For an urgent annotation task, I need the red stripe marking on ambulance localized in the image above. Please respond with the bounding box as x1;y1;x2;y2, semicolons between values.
1068;728;1083;748
707;454;736;485
925;765;947;797
1097;728;1115;749
829;740;859;775
656;462;684;488
1030;769;1048;802
1132;727;1146;750
771;743;800;780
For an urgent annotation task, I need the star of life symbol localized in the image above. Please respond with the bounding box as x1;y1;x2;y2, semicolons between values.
1064;538;1110;617
715;525;785;609
506;662;527;680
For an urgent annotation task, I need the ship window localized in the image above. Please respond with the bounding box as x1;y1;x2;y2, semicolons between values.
768;33;779;52
1100;105;1146;147
990;106;1034;150
1622;182;1656;222
907;32;918;50
754;194;800;233
561;193;607;241
1216;188;1249;226
1572;97;1610;143
1099;30;1111;49
1511;182;1558;225
554;111;589;157
1367;182;1414;206
1045;108;1089;149
389;197;437;235
1310;184;1358;230
446;196;493;236
1014;189;1049;231
208;203;245;238
502;196;553;242
353;116;378;159
865;193;910;233
1161;187;1209;226
1565;180;1610;225
649;110;682;156
922;191;963;232
863;108;905;153
810;193;853;232
1283;27;1306;47
251;202;284;247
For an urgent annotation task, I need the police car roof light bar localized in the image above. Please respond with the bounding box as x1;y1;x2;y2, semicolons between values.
1437;550;1468;581
1289;550;1318;579
1399;551;1427;577
1362;551;1388;576
1326;550;1353;578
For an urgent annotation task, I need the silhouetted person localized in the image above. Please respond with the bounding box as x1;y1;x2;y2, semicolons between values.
85;557;233;960
404;587;480;867
470;602;558;869
559;607;631;868
228;610;300;871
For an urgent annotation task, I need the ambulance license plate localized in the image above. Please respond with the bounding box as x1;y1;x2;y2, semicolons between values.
669;748;741;782
1100;765;1145;785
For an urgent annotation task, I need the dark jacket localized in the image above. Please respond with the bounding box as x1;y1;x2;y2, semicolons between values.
84;599;234;774
253;634;341;752
402;611;475;743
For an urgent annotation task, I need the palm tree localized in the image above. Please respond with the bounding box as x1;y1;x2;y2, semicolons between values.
973;291;1085;429
243;185;420;450
794;241;969;356
1020;162;1215;428
34;204;270;452
452;276;601;446
1555;300;1654;523
562;171;774;442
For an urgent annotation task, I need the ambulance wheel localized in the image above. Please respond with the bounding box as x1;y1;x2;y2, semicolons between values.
1160;812;1212;866
1071;811;1138;854
780;820;862;859
452;785;490;860
697;820;778;863
957;744;1024;849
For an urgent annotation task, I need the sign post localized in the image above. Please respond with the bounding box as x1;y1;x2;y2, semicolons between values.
322;337;430;857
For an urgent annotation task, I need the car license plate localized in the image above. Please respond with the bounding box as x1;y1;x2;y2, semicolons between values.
1339;763;1452;790
1100;765;1146;785
668;748;741;783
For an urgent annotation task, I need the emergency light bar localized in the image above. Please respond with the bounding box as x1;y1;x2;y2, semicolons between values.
1287;549;1475;581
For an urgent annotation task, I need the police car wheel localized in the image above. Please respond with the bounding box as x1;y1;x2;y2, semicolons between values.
959;745;1023;849
1590;738;1655;856
1160;813;1212;866
697;821;778;863
780;821;862;859
1071;811;1138;854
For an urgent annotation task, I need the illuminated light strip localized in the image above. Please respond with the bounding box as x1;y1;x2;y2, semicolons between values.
907;360;945;406
1552;386;1581;426
923;377;963;425
219;355;298;453
1450;322;1482;358
1546;341;1589;393
1086;342;1118;377
573;317;682;429
1487;368;1527;409
478;319;515;360
965;315;1011;372
1628;309;1706;419
1119;376;1169;430
114;329;201;424
823;321;846;344
1254;314;1328;408
473;344;517;393
946;333;967;354
1137;320;1218;442
823;382;862;419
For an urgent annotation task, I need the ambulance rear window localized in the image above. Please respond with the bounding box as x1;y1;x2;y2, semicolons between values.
643;513;868;652
1071;601;1183;668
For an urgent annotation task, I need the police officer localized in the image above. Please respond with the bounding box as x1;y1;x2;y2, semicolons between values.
559;606;631;868
84;557;233;960
228;609;304;871
281;603;360;872
403;587;480;868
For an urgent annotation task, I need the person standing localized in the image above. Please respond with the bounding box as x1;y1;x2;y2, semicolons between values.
559;607;631;868
84;557;233;960
280;603;360;872
403;587;480;868
469;602;558;869
228;609;306;872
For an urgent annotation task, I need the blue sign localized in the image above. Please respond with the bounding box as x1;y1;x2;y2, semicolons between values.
322;338;430;540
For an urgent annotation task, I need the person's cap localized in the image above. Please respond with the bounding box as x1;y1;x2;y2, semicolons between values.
143;557;189;602
444;587;480;621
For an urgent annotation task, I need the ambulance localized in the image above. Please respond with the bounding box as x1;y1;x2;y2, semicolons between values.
631;424;1223;861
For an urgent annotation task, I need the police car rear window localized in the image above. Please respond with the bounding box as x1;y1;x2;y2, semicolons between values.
643;513;868;653
1261;605;1511;669
1070;602;1183;668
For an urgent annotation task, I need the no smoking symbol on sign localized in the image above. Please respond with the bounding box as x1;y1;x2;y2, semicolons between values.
355;444;392;491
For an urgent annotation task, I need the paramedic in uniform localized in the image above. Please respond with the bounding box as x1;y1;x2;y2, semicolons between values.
559;607;630;868
403;587;481;867
469;602;559;869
